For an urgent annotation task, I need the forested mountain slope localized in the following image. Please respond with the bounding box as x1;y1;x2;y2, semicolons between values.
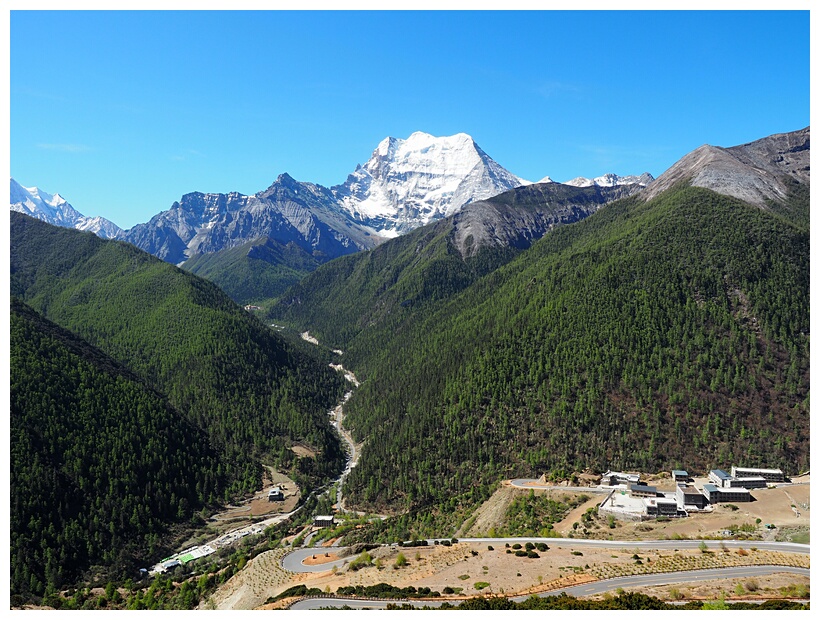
294;184;808;516
10;213;346;492
10;299;234;598
182;236;321;306
271;181;639;358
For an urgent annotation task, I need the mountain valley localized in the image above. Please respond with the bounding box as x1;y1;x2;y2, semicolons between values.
9;127;810;609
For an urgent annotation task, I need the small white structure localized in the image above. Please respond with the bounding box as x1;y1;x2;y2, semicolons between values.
671;470;689;482
708;469;733;488
268;486;284;501
644;497;679;517
676;484;708;510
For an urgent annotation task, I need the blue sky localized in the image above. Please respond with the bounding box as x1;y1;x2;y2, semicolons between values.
10;10;810;229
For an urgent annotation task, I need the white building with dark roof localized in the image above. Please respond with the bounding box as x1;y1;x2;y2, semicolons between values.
644;497;680;517
671;470;689;482
629;483;658;498
703;484;751;503
708;469;733;488
731;466;784;483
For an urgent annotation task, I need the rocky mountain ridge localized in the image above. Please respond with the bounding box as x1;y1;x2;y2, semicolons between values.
642;127;810;208
11;132;538;266
13;128;808;270
124;174;374;265
450;181;644;258
563;172;655;188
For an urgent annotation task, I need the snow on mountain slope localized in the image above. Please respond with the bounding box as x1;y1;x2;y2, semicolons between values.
12;132;537;262
10;178;124;239
563;172;654;188
332;132;531;235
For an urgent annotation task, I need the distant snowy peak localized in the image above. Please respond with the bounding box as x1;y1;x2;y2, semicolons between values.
10;178;123;239
11;177;75;224
563;172;655;188
332;132;531;235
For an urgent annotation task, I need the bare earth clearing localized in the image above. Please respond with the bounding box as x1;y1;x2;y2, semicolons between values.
464;478;809;541
206;541;809;610
177;469;300;550
202;478;810;609
302;553;340;566
628;572;809;603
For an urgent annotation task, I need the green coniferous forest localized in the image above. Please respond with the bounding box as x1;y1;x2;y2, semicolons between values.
11;299;233;597
273;185;809;517
182;236;321;306
10;213;348;595
271;181;629;352
9;172;810;598
11;213;346;486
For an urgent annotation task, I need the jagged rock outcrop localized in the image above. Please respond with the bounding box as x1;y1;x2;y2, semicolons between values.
563;172;654;188
124;174;374;265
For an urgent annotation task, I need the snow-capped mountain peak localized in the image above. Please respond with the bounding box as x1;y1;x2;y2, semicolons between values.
332;132;531;235
11;178;73;222
563;172;655;188
10;178;124;239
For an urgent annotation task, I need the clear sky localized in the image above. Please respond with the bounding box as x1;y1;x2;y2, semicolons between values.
9;9;811;229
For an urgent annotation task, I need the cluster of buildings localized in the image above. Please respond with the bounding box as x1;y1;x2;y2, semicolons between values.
702;467;785;504
597;466;785;522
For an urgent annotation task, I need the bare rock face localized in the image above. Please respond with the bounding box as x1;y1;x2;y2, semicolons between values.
451;181;642;258
124;174;374;265
643;127;809;208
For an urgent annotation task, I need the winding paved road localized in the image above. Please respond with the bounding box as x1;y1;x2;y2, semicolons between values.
282;537;809;574
282;546;348;573
288;565;810;609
